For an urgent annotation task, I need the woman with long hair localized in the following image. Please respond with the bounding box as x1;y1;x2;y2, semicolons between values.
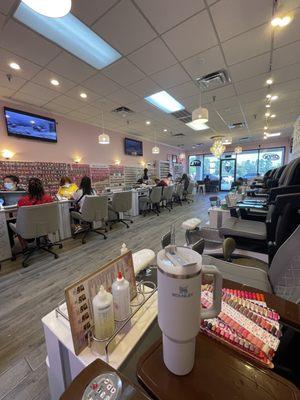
73;176;95;211
18;177;53;206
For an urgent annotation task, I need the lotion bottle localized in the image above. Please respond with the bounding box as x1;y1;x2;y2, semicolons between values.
120;243;128;255
112;272;131;321
92;285;115;340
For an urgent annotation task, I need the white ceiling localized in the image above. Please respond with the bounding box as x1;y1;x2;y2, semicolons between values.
0;0;299;151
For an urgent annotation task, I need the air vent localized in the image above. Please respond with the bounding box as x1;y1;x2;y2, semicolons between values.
171;109;192;124
171;132;186;137
112;106;134;115
239;137;250;142
196;69;231;91
228;122;246;129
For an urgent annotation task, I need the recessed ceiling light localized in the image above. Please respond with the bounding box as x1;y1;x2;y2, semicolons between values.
145;91;185;113
266;94;272;99
265;112;271;117
271;15;292;27
146;121;151;125
21;0;72;18
80;92;87;99
50;79;59;86
9;62;21;70
264;126;268;130
266;78;273;85
271;95;278;101
265;132;281;137
271;114;276;118
265;104;271;108
14;2;121;69
185;121;209;131
163;129;167;132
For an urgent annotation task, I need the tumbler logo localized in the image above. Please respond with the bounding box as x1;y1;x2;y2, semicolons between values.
172;286;193;298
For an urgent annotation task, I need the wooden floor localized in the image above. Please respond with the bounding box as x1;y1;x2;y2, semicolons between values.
0;194;211;400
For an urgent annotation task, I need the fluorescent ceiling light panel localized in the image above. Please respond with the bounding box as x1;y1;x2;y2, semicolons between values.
185;120;209;131
265;132;281;137
14;2;121;69
145;91;185;113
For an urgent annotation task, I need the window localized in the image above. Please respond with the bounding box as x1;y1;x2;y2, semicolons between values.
258;148;285;176
203;155;220;180
188;155;203;181
236;150;259;180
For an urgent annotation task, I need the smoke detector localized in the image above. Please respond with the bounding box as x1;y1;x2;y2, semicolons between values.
196;69;231;91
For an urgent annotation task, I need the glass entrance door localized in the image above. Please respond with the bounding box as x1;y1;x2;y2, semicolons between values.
220;158;236;190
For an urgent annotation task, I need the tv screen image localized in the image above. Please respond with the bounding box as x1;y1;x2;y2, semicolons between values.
124;138;143;156
4;107;57;143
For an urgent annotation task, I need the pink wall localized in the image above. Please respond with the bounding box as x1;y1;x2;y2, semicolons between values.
0;101;180;166
187;138;291;164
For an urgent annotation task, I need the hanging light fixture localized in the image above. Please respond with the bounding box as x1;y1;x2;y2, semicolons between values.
210;136;226;158
234;146;243;154
152;129;160;154
98;111;110;144
192;84;209;124
21;0;72;18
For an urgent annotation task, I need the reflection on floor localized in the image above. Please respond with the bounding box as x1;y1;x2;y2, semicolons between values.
0;194;212;400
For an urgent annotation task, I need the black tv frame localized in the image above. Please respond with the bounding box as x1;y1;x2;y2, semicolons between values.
124;137;143;156
4;106;57;143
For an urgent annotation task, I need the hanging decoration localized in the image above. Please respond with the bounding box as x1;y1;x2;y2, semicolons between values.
152;146;160;154
234;146;243;154
210;136;226;158
98;111;110;144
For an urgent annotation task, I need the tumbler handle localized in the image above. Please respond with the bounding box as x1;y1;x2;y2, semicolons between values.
200;265;223;320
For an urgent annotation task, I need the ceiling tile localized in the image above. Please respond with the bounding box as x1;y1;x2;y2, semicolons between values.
43;102;74;114
65;86;100;103
102;58;145;86
128;38;177;75
0;20;61;66
202;84;236;103
71;0;119;25
32;69;77;93
78;104;100;117
66;110;90;120
51;95;84;110
168;80;199;100
134;0;205;34
92;0;156;55
228;53;270;82
151;63;190;89
182;46;225;79
0;48;42;80
0;70;26;91
19;82;60;102
11;92;47;107
235;73;268;95
272;63;300;84
0;85;16;98
127;78;161;97
272;41;300;69
274;8;300;49
0;0;15;15
163;10;218;61
91;98;119;111
129;99;155;113
210;0;272;42
222;24;272;65
82;73;120;96
107;88;139;105
0;12;6;29
47;52;96;83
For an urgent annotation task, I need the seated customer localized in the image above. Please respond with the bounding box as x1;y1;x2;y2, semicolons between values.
73;176;95;212
154;178;167;187
2;175;25;191
180;173;190;192
57;176;78;199
18;178;53;207
162;173;173;186
204;175;211;185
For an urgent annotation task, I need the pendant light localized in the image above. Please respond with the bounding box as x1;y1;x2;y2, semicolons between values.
152;130;160;154
234;146;242;154
210;136;226;158
192;84;208;124
98;111;110;144
21;0;72;18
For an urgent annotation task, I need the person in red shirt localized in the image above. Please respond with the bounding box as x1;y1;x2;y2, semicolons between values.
154;178;167;187
18;177;53;207
17;178;53;249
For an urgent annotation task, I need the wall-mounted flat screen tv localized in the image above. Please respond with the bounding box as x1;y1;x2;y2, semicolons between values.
124;138;143;156
4;107;57;143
